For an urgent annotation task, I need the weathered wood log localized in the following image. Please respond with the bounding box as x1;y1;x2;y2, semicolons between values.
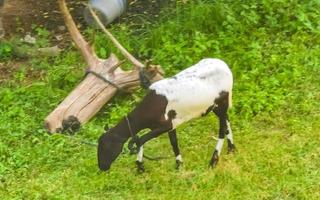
45;0;162;133
45;54;161;133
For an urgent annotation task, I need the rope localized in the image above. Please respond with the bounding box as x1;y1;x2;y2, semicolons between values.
143;154;171;161
126;116;140;154
85;70;125;92
61;134;97;147
84;67;152;92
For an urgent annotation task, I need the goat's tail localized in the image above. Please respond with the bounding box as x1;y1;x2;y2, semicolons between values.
228;89;233;109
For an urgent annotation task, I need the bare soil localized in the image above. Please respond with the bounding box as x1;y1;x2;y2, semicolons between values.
2;0;174;36
2;0;86;36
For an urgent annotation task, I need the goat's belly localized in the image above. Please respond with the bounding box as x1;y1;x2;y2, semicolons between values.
166;98;213;129
171;113;202;129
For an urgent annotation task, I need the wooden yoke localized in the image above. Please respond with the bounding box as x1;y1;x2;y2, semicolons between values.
45;0;163;133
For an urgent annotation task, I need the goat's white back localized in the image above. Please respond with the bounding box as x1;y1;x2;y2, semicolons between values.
150;58;233;128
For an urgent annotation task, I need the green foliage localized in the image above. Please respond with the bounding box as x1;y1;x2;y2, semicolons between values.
0;42;14;59
32;25;51;47
0;26;52;61
1;0;320;199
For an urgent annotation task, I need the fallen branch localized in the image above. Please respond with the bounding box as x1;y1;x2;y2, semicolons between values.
88;5;145;69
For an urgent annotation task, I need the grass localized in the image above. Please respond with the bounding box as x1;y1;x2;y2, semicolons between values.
1;0;320;199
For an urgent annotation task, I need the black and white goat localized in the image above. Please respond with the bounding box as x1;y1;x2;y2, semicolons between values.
98;58;235;172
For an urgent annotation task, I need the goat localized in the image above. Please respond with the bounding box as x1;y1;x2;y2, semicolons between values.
98;58;235;172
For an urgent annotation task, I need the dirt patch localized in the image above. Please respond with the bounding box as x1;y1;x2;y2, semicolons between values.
0;61;20;84
2;0;86;36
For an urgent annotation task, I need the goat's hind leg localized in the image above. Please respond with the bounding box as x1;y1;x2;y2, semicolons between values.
226;120;236;153
210;114;235;168
209;94;229;167
168;129;183;169
209;113;227;168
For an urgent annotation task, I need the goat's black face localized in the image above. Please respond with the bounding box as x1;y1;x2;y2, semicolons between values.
97;133;124;171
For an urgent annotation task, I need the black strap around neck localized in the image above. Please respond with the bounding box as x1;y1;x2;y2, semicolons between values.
125;116;134;138
126;116;140;154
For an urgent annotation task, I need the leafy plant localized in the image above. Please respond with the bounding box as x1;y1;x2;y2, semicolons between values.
0;42;13;59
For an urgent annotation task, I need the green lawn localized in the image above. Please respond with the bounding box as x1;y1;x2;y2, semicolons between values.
1;0;320;199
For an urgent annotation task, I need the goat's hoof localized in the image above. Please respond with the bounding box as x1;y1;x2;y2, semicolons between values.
209;150;219;168
227;144;236;154
175;160;183;170
136;161;145;173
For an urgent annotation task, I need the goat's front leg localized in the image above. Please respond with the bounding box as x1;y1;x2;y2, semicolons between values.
135;145;145;173
138;126;172;146
168;129;183;169
134;126;171;172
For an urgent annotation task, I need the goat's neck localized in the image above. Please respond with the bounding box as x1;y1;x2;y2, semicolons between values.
111;114;145;140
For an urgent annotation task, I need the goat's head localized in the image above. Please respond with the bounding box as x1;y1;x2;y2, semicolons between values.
97;130;126;171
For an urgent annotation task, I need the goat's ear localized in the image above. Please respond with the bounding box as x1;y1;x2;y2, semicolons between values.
104;124;109;132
